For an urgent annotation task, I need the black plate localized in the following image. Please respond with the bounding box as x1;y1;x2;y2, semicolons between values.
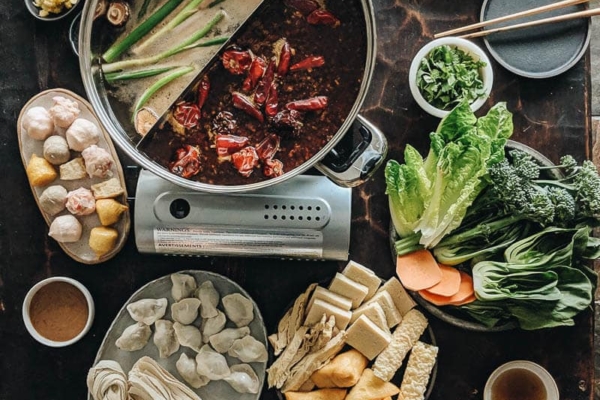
481;0;590;78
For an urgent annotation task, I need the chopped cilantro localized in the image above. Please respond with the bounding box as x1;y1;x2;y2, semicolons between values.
416;45;487;110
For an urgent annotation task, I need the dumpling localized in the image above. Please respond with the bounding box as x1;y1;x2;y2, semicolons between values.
82;145;114;178
115;322;151;351
224;364;260;394
201;310;226;342
222;293;254;327
197;281;219;318
173;322;203;352
66;187;96;216
153;320;179;359
49;96;80;128
176;353;210;389
126;298;168;325
195;345;230;380
171;298;201;325
228;335;268;363
65;118;100;151
171;274;197;301
48;215;82;243
209;326;250;353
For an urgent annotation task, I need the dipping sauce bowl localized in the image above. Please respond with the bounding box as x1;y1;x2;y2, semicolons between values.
22;276;95;347
484;360;559;400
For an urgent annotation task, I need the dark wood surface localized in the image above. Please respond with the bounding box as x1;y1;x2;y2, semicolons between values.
0;0;593;399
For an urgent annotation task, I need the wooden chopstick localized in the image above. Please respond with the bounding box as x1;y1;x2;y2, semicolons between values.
434;0;590;38
459;7;599;39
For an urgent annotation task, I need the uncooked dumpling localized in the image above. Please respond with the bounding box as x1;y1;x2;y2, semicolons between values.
23;106;54;140
153;320;179;359
197;281;219;318
222;293;254;327
224;364;260;394
65;118;100;151
171;298;201;325
228;335;268;363
171;273;197;301
126;298;168;325
176;353;210;389
173;322;203;352
209;326;250;353
115;322;151;352
195;345;230;380
201;310;226;341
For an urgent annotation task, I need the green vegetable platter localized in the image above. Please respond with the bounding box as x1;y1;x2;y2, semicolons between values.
386;102;600;331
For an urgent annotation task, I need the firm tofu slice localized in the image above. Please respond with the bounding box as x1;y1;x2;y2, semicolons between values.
307;286;353;312
350;301;389;333
304;298;352;331
346;315;392;360
341;261;382;301
328;273;369;309
365;290;403;328
377;277;417;316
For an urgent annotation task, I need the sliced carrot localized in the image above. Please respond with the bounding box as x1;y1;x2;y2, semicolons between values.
424;264;461;297
396;249;442;291
418;271;476;306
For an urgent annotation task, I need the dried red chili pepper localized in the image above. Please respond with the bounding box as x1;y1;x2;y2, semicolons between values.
232;92;264;123
256;134;280;161
212;111;238;136
215;134;250;157
290;56;325;72
284;0;319;15
265;83;279;117
255;59;276;106
243;57;267;92
286;96;328;111
307;9;340;27
232;146;259;177
222;49;253;75
173;101;201;129
263;158;284;177
271;109;304;136
274;38;292;76
197;76;210;110
170;145;201;178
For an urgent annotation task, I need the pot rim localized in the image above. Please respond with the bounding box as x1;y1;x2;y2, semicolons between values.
79;0;378;193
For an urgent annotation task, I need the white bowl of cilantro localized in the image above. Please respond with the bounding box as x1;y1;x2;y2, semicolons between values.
409;37;493;118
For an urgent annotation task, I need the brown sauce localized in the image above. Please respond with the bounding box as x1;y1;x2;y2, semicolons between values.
491;368;547;400
29;281;89;342
140;0;367;185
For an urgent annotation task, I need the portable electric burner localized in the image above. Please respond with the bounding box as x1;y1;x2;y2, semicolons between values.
135;170;352;260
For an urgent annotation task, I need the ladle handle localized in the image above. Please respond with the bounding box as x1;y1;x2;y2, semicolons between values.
316;114;388;188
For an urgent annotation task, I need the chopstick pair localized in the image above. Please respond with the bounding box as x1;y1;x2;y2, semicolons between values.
435;0;598;39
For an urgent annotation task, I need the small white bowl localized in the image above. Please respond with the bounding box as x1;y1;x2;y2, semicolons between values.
22;277;95;347
484;360;559;400
409;37;494;118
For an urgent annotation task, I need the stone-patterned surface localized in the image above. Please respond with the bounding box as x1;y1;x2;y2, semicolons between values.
592;2;600;115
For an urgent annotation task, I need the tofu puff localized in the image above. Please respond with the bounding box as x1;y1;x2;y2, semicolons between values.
96;199;128;226
311;349;369;388
89;226;119;257
284;388;347;400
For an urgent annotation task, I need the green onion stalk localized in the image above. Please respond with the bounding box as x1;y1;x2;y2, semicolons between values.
103;0;185;63
134;0;206;54
104;65;179;83
133;65;195;117
102;12;226;73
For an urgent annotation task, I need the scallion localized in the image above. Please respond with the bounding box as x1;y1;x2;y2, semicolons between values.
104;65;179;83
133;65;195;116
103;0;185;63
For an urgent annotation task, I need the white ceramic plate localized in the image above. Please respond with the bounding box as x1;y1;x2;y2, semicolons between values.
88;270;268;400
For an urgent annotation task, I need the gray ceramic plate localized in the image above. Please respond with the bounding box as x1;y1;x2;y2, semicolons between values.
389;140;558;332
88;270;268;400
481;0;590;78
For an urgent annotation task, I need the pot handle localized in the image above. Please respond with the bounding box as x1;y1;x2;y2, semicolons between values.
316;114;388;187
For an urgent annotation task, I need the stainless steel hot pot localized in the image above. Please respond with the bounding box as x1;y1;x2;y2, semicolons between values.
79;0;386;193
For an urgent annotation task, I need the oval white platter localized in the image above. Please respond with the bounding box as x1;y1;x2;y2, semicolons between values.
17;88;130;264
88;270;268;400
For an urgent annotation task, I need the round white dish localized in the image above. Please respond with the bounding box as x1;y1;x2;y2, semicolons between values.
88;270;268;400
408;37;494;118
22;276;95;347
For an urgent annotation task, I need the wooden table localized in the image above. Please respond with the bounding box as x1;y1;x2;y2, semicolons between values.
0;0;593;399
